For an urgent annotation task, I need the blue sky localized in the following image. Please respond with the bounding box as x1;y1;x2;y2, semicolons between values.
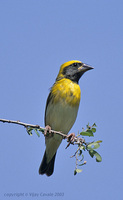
0;0;123;199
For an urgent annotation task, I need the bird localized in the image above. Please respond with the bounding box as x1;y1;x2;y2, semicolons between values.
39;60;94;176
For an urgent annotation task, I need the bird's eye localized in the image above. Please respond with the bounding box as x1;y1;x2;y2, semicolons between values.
73;63;77;67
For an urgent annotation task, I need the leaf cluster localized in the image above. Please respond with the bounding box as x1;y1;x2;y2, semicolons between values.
26;127;43;137
74;123;102;175
26;123;102;176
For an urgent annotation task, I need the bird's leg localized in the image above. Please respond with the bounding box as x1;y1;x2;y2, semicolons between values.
65;133;75;149
67;132;75;143
44;125;52;136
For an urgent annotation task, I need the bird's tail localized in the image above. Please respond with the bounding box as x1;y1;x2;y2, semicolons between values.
39;151;56;176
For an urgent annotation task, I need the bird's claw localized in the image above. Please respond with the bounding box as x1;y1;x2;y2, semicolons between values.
67;132;75;143
44;125;52;136
65;133;75;149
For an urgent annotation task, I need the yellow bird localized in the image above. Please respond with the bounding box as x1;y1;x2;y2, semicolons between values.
39;60;93;176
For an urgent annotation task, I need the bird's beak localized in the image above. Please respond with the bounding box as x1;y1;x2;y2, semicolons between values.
78;63;94;72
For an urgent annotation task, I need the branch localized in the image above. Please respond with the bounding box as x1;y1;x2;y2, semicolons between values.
0;118;85;145
0;118;42;129
0;118;102;175
0;118;65;136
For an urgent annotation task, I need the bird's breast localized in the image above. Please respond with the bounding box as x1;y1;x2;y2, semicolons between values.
45;79;81;134
51;78;81;107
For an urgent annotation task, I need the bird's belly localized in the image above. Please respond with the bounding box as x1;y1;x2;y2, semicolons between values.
45;101;79;134
45;101;79;162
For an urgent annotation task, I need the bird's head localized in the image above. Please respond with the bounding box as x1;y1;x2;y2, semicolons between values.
56;60;94;83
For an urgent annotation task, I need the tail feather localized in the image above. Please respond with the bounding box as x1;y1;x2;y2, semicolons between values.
39;151;56;176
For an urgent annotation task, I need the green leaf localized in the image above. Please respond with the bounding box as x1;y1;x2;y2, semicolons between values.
27;127;33;136
78;163;85;166
78;149;82;156
89;150;102;162
78;160;86;166
96;140;103;143
28;130;32;136
87;142;100;150
75;169;82;174
74;168;83;175
74;170;77;175
76;169;82;173
92;128;96;133
80;145;85;150
95;152;102;162
92;123;97;127
34;129;40;137
89;150;94;158
80;130;94;137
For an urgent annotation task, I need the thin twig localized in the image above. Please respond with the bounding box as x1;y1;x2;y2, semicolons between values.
0;119;77;142
0;119;41;129
0;118;67;137
0;118;85;146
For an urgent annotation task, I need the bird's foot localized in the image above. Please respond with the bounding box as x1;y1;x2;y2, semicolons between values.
44;125;52;136
65;133;75;149
67;132;75;142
